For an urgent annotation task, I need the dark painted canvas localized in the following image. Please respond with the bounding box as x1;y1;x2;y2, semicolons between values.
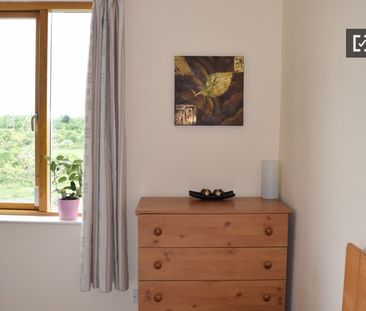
175;56;244;126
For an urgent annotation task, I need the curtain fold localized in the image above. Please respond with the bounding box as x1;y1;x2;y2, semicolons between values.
80;0;128;292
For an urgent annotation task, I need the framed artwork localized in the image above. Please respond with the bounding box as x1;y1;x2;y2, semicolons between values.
175;56;244;126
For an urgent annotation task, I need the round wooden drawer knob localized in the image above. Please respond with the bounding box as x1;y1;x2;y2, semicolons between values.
154;228;162;236
154;261;162;270
265;227;273;236
264;261;272;269
154;293;162;302
263;293;271;302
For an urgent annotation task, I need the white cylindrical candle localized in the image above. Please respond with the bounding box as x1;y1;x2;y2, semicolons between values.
261;160;279;199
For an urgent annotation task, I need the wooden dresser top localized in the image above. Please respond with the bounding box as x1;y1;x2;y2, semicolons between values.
136;197;291;215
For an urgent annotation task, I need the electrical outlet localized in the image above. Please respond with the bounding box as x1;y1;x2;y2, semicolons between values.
132;288;138;304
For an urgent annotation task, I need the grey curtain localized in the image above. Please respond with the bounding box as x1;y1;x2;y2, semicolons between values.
80;0;128;292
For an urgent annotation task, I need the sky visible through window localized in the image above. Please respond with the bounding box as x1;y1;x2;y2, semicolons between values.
0;19;36;115
0;13;91;116
49;12;91;118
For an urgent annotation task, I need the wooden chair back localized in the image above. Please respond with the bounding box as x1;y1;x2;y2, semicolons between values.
342;243;366;311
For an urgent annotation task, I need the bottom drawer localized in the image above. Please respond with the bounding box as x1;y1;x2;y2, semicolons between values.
139;280;285;311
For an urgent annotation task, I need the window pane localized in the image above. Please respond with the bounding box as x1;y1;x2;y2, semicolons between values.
0;18;36;203
49;12;91;209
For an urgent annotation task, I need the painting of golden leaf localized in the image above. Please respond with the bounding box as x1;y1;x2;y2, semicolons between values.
175;56;244;126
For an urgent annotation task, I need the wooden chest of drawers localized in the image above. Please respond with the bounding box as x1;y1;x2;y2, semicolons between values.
136;197;291;311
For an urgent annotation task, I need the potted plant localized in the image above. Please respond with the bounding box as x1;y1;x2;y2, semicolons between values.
46;155;83;220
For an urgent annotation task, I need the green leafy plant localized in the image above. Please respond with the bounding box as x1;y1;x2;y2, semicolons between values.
46;155;83;200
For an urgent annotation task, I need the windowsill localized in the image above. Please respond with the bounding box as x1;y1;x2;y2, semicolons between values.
0;215;82;225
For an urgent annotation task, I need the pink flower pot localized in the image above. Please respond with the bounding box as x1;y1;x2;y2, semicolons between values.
58;199;79;221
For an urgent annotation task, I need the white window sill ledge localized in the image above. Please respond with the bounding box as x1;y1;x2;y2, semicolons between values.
0;215;82;225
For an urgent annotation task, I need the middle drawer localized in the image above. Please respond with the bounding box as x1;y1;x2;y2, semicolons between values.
139;247;287;281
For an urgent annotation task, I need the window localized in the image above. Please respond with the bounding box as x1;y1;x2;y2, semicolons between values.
0;2;92;214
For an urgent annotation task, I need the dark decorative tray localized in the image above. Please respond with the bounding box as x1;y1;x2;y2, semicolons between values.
189;190;235;201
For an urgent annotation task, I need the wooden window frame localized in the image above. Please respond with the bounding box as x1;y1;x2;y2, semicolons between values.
0;2;92;215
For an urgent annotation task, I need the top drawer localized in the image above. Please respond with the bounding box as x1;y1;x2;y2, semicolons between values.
138;214;288;247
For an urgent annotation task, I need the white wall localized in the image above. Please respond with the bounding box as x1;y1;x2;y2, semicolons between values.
280;0;366;310
0;223;129;311
125;0;283;199
0;1;283;310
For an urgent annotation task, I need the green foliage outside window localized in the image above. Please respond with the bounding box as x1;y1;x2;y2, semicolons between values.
0;115;84;202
